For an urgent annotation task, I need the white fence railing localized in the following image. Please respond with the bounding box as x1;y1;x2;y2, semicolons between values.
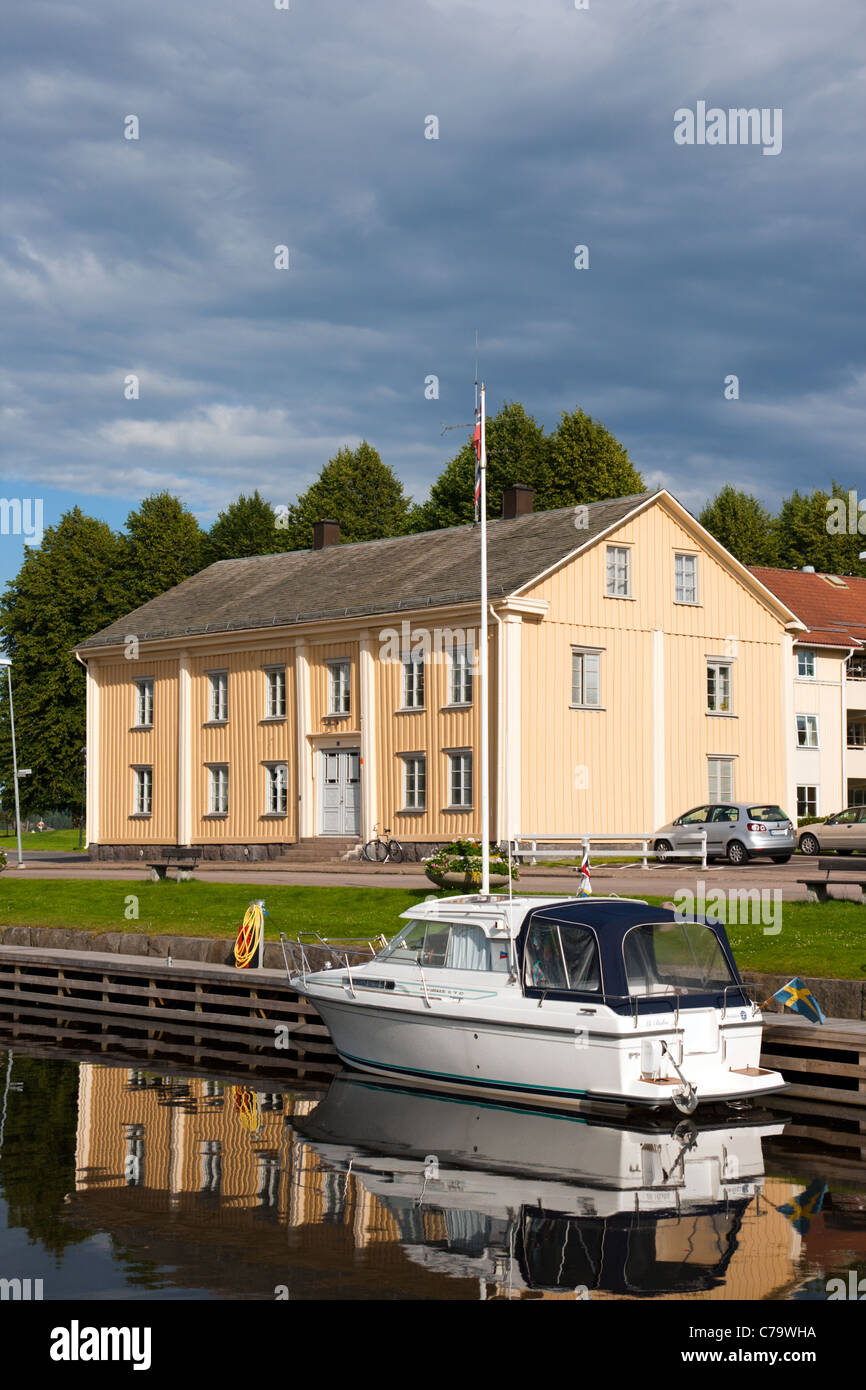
510;833;708;871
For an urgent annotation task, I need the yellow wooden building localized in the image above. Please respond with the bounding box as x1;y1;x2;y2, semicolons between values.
74;488;802;856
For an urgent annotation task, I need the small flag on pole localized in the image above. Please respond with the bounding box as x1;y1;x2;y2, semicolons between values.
759;976;825;1024
578;847;592;897
776;1179;827;1235
473;408;482;521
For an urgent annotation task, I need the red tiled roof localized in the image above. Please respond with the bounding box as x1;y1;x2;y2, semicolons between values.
749;566;866;649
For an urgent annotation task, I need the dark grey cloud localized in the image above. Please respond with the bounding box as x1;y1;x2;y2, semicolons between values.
1;0;863;579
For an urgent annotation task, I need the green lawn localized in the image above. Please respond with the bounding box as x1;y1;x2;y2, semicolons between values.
0;829;84;852
0;879;864;978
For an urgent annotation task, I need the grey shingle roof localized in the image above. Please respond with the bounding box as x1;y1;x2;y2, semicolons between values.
76;493;654;651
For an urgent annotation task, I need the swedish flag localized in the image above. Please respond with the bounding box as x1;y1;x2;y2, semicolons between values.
776;1179;827;1236
771;976;825;1024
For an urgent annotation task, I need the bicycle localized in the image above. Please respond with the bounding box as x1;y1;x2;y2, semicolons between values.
361;825;405;863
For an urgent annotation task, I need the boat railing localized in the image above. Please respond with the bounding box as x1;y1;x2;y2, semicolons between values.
510;832;708;871
279;931;386;986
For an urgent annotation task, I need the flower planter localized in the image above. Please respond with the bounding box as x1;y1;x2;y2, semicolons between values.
425;868;511;890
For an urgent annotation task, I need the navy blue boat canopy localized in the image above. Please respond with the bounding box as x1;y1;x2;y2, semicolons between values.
517;899;749;1015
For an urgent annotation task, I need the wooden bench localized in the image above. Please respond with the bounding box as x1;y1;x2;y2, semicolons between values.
146;851;200;883
799;861;866;902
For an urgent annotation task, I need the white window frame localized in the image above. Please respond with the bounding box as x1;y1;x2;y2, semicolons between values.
401;753;426;811
707;757;734;803
605;545;632;598
264;666;286;720
207;764;229;815
707;660;733;714
264;762;288;816
674;552;699;604
134;678;154;728
848;719;866;748
327;660;351;716
571;647;602;708
402;654;425;710
796;784;818;819
796;649;816;680
447;750;473;809
208;670;228;723
796;714;819;748
133;766;152;816
448;644;473;706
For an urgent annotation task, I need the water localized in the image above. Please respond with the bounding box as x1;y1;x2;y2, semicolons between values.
0;1046;864;1301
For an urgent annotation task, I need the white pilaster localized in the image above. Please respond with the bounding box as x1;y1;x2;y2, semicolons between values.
652;629;665;828
295;641;313;838
177;651;192;847
502;614;522;842
85;662;99;846
359;634;377;843
781;633;796;816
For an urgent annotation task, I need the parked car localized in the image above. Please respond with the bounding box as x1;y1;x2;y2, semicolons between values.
798;808;866;856
653;803;796;865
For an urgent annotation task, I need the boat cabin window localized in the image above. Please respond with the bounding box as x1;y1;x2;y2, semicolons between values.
378;920;509;971
524;922;600;992
623;922;736;996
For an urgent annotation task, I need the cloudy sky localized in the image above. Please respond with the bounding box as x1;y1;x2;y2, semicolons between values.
1;0;863;585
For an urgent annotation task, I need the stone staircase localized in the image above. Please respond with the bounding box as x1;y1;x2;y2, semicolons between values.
276;836;362;864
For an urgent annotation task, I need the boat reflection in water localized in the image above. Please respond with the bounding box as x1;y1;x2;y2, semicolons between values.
295;1076;787;1298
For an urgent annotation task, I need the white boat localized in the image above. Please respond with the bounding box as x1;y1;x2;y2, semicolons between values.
293;1075;787;1296
289;893;787;1115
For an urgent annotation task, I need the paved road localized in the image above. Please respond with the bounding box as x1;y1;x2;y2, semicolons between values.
1;852;833;900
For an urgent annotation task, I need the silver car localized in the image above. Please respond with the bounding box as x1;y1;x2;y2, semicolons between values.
653;802;796;866
798;807;866;856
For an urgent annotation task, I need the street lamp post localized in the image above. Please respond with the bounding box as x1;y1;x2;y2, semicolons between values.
0;658;24;868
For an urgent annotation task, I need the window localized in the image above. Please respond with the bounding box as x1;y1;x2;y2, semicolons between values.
848;720;866;748
605;545;631;598
796;714;819;747
328;661;350;715
402;655;425;709
208;765;229;815
850;788;866;807
402;754;426;811
707;661;732;713
708;757;734;802
378;919;508;972
208;671;228;722
448;644;473;705
849;655;866;680
623;922;735;997
675;553;698;604
133;767;152;816
265;667;286;719
524;921;600;993
134;678;153;728
796;786;818;818
448;751;472;808
797;650;816;679
265;763;288;815
678;805;711;825
571;648;601;707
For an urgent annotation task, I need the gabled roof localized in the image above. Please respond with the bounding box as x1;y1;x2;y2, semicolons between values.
748;566;866;650
76;493;651;651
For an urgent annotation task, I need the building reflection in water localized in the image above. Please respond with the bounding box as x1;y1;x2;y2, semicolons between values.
68;1063;864;1300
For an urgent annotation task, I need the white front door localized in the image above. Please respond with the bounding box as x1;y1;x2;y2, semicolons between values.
320;748;361;836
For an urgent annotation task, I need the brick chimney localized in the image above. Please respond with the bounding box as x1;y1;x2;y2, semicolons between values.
312;519;341;550
501;484;534;519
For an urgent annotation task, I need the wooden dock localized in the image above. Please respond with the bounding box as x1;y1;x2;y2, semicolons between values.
761;1014;866;1107
0;943;336;1084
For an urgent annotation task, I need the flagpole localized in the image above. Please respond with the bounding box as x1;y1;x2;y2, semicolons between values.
480;383;490;895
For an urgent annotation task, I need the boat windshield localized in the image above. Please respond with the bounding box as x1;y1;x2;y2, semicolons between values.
377;920;509;972
623;922;736;997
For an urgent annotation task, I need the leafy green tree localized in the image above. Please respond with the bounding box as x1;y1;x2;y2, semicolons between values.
206;490;287;562
545;408;643;507
409;401;551;531
776;482;866;575
0;509;127;815
121;492;205;609
283;441;412;547
699;486;779;566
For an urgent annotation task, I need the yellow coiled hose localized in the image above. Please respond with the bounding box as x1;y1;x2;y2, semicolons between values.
234;899;266;969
